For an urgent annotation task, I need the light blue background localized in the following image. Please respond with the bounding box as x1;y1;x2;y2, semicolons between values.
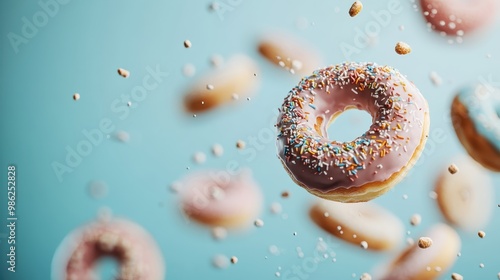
1;0;499;279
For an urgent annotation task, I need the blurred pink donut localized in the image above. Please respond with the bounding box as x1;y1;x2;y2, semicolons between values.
53;219;165;280
180;169;262;228
420;0;497;35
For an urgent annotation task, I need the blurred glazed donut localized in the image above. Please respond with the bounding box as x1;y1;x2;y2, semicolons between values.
379;223;461;280
435;156;494;230
310;199;404;251
451;84;500;171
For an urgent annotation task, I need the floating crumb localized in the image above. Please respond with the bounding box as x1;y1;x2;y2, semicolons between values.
169;181;182;193
88;181;108;199
73;93;80;101
418;237;433;249
402;194;408;200
360;241;368;249
127;101;132;107
211;144;224;157
270;202;282;214
246;97;251;101
230;256;238;264
281;191;290;198
184;40;192;48
117;68;130;78
182;64;196;77
115;131;130;143
212;254;229;269
254;219;264;227
210;54;224;68
211;227;227;240
192;152;206;164
399;25;405;31
395;42;411;55
451;272;463;280
349;1;363;17
406;237;415;246
448;164;459;174
236;140;246;149
429;191;438;199
478;230;485;238
429;71;442;86
206;84;214;90
410;214;422;226
232;93;239;100
479;263;484;268
360;273;372;280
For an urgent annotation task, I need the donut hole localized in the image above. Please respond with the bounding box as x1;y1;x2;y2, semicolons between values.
95;256;120;279
326;108;372;142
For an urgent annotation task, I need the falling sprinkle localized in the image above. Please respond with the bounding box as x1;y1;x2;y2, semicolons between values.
183;64;196;77
211;227;227;240
360;273;372;280
212;254;229;269
429;71;442;86
448;164;459;174
117;68;130;78
236;140;246;149
192;152;207;164
73;93;80;101
418;237;433;249
254;219;264;227
115;131;130;143
211;144;224;157
395;42;411;55
184;40;192;48
281;191;290;198
349;1;363;17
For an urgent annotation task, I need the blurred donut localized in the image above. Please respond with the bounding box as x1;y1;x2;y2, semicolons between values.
179;169;262;228
309;199;404;251
258;32;322;75
420;0;497;36
184;54;259;113
435;157;494;231
451;84;500;171
379;223;461;280
52;218;165;280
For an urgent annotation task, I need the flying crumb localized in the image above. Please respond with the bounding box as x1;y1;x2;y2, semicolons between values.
360;273;372;280
418;237;433;249
184;40;192;48
206;84;214;90
478;230;485;238
182;64;196;77
395;42;411;55
211;227;227;240
429;71;442;86
349;1;363;17
212;254;229;269
117;68;130;78
236;140;246;149
270;202;282;214
254;219;264;227
479;263;484;268
192;152;206;164
230;256;238;264
281;191;290;198
211;144;224;157
73;93;80;101
210;54;224;68
410;214;422;226
115;131;130;143
448;164;459;174
360;241;368;249
451;272;463;280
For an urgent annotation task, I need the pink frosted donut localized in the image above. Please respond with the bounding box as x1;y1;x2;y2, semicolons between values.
179;169;262;228
420;0;497;36
52;218;165;280
276;62;430;203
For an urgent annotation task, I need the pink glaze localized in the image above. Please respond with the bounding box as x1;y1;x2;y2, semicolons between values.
54;219;165;280
276;62;428;193
180;169;262;227
420;0;496;36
